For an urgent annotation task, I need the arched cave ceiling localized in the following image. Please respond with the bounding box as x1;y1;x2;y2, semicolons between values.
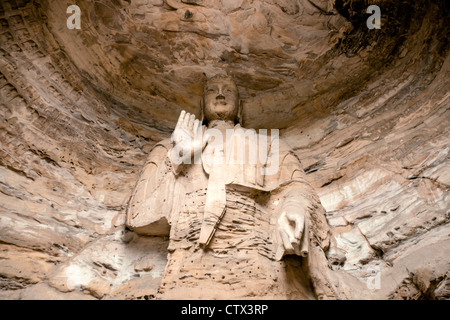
38;0;446;131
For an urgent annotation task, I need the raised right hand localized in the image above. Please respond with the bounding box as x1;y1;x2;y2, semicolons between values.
170;110;203;164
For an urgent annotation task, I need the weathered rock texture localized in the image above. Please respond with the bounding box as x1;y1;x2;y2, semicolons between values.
0;0;448;299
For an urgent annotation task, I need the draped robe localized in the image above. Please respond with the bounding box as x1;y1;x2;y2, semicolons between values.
126;124;334;299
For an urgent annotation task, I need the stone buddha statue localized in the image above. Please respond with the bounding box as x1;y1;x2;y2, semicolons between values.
126;74;339;299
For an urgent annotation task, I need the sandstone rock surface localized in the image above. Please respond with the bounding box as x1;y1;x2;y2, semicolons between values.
0;0;448;299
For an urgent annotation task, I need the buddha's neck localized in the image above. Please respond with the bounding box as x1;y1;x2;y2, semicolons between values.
208;119;235;130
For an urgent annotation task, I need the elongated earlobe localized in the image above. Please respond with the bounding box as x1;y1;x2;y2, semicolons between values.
236;100;243;125
200;98;206;125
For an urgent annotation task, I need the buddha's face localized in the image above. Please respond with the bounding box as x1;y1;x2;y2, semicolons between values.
203;77;239;123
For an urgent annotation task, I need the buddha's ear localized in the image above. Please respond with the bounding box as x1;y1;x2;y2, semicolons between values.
200;72;207;125
236;99;243;125
200;97;206;125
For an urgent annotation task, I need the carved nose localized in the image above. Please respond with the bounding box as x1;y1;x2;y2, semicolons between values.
216;94;226;100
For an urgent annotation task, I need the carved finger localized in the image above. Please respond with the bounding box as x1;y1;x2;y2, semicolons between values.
188;113;196;131
294;214;305;241
193;119;201;144
275;243;285;261
183;112;191;128
172;111;185;143
279;228;294;252
282;212;297;244
176;110;186;130
299;219;309;257
171;129;179;144
193;119;200;133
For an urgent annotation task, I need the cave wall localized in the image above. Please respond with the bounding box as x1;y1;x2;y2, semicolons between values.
0;0;448;299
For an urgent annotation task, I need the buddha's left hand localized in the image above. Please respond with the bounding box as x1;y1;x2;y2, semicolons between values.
276;205;309;260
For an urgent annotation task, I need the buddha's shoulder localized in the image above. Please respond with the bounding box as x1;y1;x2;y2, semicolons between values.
145;138;172;159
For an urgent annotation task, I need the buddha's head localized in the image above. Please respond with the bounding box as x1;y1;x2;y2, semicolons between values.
201;74;242;125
